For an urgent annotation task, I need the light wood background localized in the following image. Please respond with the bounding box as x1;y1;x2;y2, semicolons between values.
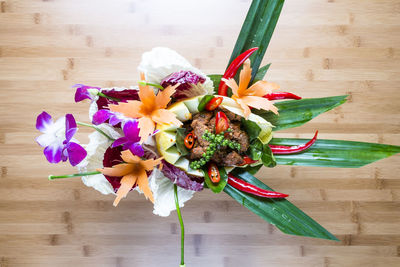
1;0;400;266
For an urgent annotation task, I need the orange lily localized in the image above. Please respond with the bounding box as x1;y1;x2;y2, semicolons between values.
109;73;182;143
222;59;279;119
97;150;163;206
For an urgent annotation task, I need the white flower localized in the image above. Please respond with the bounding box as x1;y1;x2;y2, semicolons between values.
138;47;214;95
77;124;121;195
148;168;195;217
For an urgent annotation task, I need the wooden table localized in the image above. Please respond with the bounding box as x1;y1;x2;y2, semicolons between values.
1;0;399;266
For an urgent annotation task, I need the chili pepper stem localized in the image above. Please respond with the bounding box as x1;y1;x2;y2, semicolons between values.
77;121;115;141
48;171;101;180
174;184;185;267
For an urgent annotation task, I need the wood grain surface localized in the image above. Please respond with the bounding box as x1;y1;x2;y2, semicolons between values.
1;0;400;266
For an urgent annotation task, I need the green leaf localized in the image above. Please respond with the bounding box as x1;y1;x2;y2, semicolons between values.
227;0;285;79
254;63;271;82
208;74;222;94
175;128;189;157
271;138;400;168
254;95;348;131
198;95;215;112
203;167;228;193
261;145;276;167
235;164;263;175
248;139;263;160
241;118;261;141
224;171;339;241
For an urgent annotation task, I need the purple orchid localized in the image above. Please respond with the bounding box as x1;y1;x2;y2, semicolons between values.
73;84;100;102
92;109;125;126
111;120;144;157
35;111;87;166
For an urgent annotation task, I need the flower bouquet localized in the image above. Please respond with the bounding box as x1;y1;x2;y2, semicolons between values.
34;0;400;266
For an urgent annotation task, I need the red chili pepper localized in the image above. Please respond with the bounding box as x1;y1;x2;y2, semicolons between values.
228;174;288;198
218;47;259;96
238;156;258;166
215;111;229;134
269;131;318;155
208;163;220;183
205;97;223;111
184;132;196;149
264;92;302;101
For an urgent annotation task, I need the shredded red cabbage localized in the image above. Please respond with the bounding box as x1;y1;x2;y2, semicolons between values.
161;160;204;191
102;145;126;192
161;71;206;100
96;89;139;111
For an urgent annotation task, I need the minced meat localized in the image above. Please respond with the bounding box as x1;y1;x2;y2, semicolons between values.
188;108;250;166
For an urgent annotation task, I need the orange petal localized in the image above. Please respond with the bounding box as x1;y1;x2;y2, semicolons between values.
155;84;178;109
141;157;163;171
151;109;182;126
221;78;239;96
241;96;279;114
113;174;138;206
98;163;134;177
238;59;252;95
121;150;141;164
109;101;143;118
235;98;251;119
138;116;155;143
136;169;154;203
246;81;280;96
138;75;156;110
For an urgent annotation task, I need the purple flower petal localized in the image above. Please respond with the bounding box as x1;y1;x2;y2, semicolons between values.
92;109;112;125
128;142;144;157
65;114;77;142
73;84;100;102
123;120;140;142
66;142;87;166
36;111;53;132
108;114;123;126
61;146;69;162
43;142;63;164
112;137;129;148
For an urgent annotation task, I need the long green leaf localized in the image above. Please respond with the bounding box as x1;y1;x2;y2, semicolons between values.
271;138;400;168
208;74;222;94
254;95;348;131
228;0;284;79
224;171;338;240
254;63;271;82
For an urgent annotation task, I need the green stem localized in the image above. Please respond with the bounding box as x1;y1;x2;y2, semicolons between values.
97;92;120;101
77;121;114;141
174;184;185;267
49;171;101;180
138;81;164;90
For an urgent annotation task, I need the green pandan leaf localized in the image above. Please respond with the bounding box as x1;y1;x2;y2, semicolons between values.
254;95;348;131
227;0;284;80
224;171;338;241
271;138;400;168
254;63;271;82
207;74;223;94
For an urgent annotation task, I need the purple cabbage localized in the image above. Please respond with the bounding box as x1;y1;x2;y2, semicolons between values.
161;160;204;191
161;70;206;100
